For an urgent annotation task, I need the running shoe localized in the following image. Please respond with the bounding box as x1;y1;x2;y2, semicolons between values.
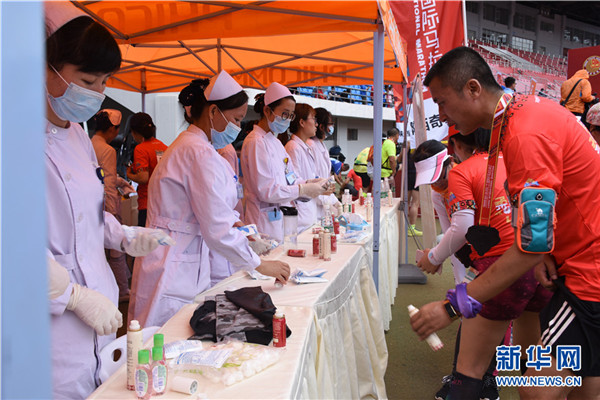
480;373;500;400
434;374;452;400
408;224;423;237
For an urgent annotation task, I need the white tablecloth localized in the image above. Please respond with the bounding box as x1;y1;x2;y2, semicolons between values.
353;199;400;330
90;200;400;399
89;304;316;399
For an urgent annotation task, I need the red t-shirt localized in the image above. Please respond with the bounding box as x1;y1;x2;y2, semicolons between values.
347;169;363;190
501;94;600;301
133;138;168;210
447;152;513;260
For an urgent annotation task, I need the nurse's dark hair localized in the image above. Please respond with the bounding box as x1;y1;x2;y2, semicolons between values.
46;16;121;74
423;46;501;93
413;140;451;168
449;128;491;151
289;103;315;134
314;107;333;140
179;78;248;122
94;110;117;132
129;112;156;140
253;93;296;117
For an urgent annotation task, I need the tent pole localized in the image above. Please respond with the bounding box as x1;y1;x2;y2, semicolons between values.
372;23;384;294
401;83;409;265
141;68;147;113
398;82;427;284
217;38;222;72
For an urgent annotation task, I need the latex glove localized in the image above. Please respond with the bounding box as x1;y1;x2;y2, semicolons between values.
299;182;327;198
121;226;171;257
48;257;70;300
66;283;123;335
248;234;274;256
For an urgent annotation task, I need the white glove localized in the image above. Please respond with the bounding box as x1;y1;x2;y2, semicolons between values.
248;234;274;256
121;226;175;257
66;283;123;335
48;257;70;300
299;182;327;198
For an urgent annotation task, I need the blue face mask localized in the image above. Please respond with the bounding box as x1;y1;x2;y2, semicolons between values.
47;66;105;123
267;114;291;134
211;107;241;150
328;125;335;136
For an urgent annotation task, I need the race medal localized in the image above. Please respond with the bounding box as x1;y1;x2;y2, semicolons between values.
466;93;512;256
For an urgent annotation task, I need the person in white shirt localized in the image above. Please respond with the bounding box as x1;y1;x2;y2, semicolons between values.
308;107;340;216
241;82;329;241
44;3;160;398
129;72;290;327
285;103;320;232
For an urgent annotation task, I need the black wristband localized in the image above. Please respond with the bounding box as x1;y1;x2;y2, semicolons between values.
443;300;460;321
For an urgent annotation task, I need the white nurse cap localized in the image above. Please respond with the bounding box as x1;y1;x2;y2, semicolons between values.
264;82;293;105
204;70;244;101
45;1;89;38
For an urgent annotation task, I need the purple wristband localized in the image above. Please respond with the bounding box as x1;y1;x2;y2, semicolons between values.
446;283;482;319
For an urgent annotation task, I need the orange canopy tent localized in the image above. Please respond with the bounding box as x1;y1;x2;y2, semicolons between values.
73;0;407;291
71;1;406;93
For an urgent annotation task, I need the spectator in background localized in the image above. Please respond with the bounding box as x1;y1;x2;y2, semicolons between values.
127;112;168;227
329;145;346;163
369;127;399;180
398;141;421;236
503;76;516;94
353;146;371;189
91;109;135;301
335;165;362;198
560;69;595;117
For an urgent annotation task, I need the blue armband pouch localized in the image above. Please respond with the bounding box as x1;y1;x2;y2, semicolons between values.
516;187;556;254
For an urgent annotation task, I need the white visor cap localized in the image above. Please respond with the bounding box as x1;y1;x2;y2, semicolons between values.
414;149;450;187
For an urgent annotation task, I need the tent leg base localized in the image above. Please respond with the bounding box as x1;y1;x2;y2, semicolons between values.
398;263;427;284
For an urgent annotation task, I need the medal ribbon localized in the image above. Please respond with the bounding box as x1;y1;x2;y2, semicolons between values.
479;93;513;226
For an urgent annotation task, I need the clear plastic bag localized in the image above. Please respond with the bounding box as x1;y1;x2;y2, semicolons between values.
170;340;284;386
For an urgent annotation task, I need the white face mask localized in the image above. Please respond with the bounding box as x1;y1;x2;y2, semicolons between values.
267;114;291;134
47;65;105;123
327;125;335;136
210;107;241;150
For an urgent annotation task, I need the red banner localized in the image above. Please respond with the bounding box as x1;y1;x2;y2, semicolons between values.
567;45;600;95
391;0;465;89
390;1;465;144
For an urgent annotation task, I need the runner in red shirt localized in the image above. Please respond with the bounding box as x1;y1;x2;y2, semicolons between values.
414;131;550;400
412;46;600;399
127;112;168;227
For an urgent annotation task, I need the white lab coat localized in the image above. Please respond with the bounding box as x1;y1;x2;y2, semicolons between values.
46;121;124;399
129;125;260;327
285;135;318;232
307;137;338;216
217;143;243;220
241;125;301;242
